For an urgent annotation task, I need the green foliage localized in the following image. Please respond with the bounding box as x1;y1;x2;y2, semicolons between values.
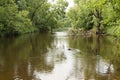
1;0;120;36
12;10;36;34
0;0;68;36
0;0;18;36
25;0;68;32
47;0;68;31
66;0;120;36
67;1;94;31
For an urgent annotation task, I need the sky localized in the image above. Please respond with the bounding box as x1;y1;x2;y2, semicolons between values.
48;0;74;11
66;0;74;8
66;0;74;11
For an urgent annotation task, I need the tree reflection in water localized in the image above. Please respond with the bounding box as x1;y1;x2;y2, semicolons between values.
69;34;120;80
0;32;120;80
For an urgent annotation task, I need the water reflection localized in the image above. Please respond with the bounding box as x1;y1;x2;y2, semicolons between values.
34;32;75;80
0;33;54;80
69;35;120;80
0;32;120;80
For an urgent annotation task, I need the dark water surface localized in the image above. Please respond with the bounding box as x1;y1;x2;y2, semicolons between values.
0;32;120;80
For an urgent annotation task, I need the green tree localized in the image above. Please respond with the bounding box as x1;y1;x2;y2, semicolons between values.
0;0;35;36
49;0;68;31
26;0;68;32
67;0;120;36
67;0;94;31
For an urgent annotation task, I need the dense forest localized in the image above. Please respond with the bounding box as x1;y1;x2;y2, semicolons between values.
0;0;68;36
0;0;120;37
67;0;120;36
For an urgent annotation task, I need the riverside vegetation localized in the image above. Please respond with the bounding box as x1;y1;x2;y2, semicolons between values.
0;0;120;37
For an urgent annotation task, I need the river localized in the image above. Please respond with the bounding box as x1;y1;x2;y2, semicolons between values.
0;32;120;80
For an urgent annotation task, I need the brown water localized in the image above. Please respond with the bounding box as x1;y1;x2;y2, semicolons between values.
0;32;120;80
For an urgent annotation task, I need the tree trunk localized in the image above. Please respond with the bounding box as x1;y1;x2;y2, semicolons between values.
96;23;101;34
93;8;103;34
95;35;100;55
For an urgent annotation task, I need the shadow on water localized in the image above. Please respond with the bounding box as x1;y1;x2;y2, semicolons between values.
69;34;120;80
0;33;54;80
0;32;120;80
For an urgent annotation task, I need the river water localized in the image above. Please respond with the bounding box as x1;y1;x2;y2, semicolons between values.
0;32;120;80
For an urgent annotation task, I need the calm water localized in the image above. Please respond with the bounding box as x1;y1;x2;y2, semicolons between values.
0;32;120;80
